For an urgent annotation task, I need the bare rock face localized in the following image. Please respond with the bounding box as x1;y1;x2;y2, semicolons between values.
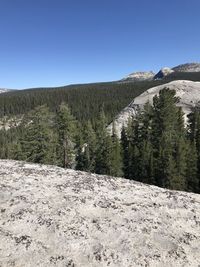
154;67;174;79
0;89;10;94
172;62;200;72
0;160;200;267
122;71;155;82
108;80;200;136
122;63;200;82
154;63;200;80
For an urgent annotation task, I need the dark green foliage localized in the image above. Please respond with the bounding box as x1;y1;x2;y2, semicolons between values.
1;71;200;122
109;123;123;177
0;80;168;123
1;79;200;194
136;103;155;184
125;116;141;181
2;103;78;168
187;106;200;192
121;104;155;184
121;126;130;179
0;127;24;159
20;105;55;164
186;142;198;192
164;71;200;82
151;89;187;190
122;88;189;191
76;121;97;172
76;110;123;176
55;103;77;168
94;110;112;175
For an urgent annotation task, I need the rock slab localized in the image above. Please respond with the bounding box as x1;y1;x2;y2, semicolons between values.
109;80;200;136
0;160;200;267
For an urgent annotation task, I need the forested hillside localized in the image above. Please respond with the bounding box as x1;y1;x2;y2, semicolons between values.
1;73;200;194
163;71;200;81
1;72;200;122
0;80;164;123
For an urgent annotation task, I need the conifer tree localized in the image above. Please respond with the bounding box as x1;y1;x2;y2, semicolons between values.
95;109;112;175
151;88;186;189
187;107;200;192
137;102;155;184
10;142;24;161
186;141;198;192
76;121;97;172
109;122;123;177
20;105;54;164
168;108;187;190
83;121;97;172
121;125;130;178
126;116;140;180
75;134;89;171
56;102;77;168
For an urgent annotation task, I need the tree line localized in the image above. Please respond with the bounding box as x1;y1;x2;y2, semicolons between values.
0;79;168;123
2;71;200;121
0;88;200;193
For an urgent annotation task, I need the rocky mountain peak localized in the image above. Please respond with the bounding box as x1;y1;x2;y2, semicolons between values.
172;62;200;72
122;62;200;82
154;67;174;79
122;71;155;81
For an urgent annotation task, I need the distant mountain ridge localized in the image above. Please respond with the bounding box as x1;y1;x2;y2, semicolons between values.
1;62;200;129
173;62;200;72
154;67;174;79
122;62;200;81
121;71;155;82
0;88;11;94
1;63;200;91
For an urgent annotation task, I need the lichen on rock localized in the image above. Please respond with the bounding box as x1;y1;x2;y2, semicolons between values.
0;160;200;266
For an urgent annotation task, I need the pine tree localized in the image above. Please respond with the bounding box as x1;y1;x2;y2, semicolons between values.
20;105;54;164
139;140;155;184
151;88;186;189
186;141;198;192
56;102;77;168
137;102;155;184
76;134;89;171
122;114;149;182
109;122;123;177
187;107;200;192
76;121;97;172
121;125;130;178
10;142;24;160
126;116;140;180
83;121;97;172
95;109;112;175
169;108;187;190
121;89;188;190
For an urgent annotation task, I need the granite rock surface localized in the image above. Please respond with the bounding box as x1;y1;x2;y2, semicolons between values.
0;160;200;267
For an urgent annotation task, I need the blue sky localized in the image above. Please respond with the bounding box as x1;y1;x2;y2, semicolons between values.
0;0;200;89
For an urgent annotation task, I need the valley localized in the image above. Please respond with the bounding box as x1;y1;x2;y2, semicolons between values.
1;63;200;195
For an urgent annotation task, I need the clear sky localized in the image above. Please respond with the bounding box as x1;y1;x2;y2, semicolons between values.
0;0;200;89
